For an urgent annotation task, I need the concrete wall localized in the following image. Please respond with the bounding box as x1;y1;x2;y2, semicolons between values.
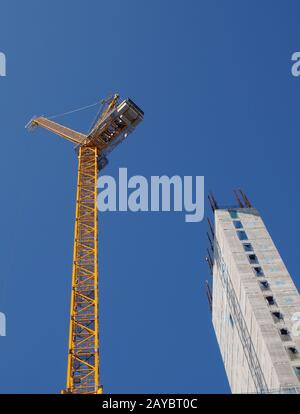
212;208;300;393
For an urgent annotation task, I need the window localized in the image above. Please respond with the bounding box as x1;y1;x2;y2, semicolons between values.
259;281;269;291
287;347;299;360
237;231;248;241
268;265;280;273
283;296;294;305
253;266;264;277
248;254;258;264
233;220;243;229
294;367;300;378
266;296;276;306
229;210;238;219
243;243;253;252
272;311;283;322
280;328;290;341
273;279;286;287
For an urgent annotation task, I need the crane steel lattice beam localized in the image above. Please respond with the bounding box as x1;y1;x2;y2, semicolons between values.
26;116;88;145
65;145;101;394
26;95;143;394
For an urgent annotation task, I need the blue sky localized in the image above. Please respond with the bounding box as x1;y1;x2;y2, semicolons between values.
1;0;300;393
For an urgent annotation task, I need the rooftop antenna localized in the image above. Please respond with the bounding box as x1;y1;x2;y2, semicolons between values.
205;256;213;275
207;217;215;239
206;248;214;273
205;280;213;312
206;231;214;253
239;189;252;208
208;192;219;212
234;189;244;208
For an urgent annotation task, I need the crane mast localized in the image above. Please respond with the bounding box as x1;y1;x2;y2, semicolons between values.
67;145;100;393
26;95;144;393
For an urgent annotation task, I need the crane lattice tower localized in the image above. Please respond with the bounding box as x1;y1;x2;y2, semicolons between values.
26;94;144;394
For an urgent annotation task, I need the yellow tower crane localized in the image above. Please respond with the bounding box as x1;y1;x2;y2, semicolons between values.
26;94;144;394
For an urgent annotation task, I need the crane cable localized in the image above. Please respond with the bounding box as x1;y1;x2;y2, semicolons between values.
47;101;101;120
88;96;114;132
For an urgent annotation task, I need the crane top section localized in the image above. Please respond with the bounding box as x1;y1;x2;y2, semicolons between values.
88;97;144;155
26;96;144;161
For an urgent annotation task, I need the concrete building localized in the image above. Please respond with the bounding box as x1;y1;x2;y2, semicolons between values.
210;204;300;393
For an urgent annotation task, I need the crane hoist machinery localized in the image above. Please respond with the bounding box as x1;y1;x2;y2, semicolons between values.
26;94;144;394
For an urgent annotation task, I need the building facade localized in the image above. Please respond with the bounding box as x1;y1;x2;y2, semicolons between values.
211;206;300;393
